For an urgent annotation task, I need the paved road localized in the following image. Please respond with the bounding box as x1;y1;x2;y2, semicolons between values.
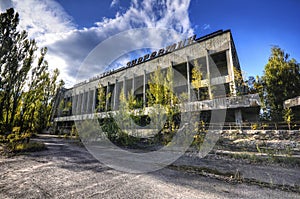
0;135;298;199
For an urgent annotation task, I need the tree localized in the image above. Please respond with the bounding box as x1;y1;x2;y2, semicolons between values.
246;76;258;94
0;8;63;137
233;66;245;96
32;67;64;132
191;59;203;100
147;66;181;144
97;83;110;112
147;66;165;105
98;88;140;146
0;8;36;132
283;107;294;130
19;47;48;132
262;47;300;121
245;75;269;120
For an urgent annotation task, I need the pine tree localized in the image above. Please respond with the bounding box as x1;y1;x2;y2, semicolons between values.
262;47;300;121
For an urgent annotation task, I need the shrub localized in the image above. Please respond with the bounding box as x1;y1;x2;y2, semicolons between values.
0;135;7;143
251;123;258;130
192;133;205;149
13;142;46;152
71;125;79;139
1;131;32;151
63;134;69;139
12;126;21;133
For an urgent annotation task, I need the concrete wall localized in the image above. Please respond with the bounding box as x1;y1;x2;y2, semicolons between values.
54;30;260;124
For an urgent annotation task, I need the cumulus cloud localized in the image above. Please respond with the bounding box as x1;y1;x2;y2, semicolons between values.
2;0;194;86
1;0;75;43
0;0;77;85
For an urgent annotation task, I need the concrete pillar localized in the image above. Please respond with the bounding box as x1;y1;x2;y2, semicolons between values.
90;89;94;113
72;94;77;115
86;89;90;113
75;94;79;115
186;56;191;102
132;73;135;95
81;92;85;114
123;76;127;98
77;93;82;114
92;88;96;113
75;94;78;114
114;79;118;110
228;42;237;96
106;83;110;111
206;49;212;99
84;92;88;113
235;109;243;125
143;70;147;107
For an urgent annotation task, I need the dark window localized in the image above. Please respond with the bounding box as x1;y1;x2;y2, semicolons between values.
210;51;228;78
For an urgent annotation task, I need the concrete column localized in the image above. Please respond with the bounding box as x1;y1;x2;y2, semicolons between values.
106;83;109;111
72;94;77;115
86;89;90;113
81;92;85;114
228;42;237;96
206;49;212;99
92;88;96;113
234;109;243;126
76;94;79;115
84;92;88;113
186;56;191;102
90;89;93;113
114;79;118;110
132;73;135;95
77;93;82;114
123;76;127;98
143;70;147;107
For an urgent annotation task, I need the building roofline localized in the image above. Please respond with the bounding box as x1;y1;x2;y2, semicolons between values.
74;29;233;88
195;29;231;42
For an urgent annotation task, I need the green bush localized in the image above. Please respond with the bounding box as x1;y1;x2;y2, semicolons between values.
6;132;31;144
12;126;21;133
71;125;79;139
1;131;32;151
192;133;205;149
1;131;45;153
0;135;7;143
13;142;46;152
251;123;258;130
63;134;69;139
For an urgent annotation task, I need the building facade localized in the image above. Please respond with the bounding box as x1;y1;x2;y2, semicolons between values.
284;96;300;120
53;30;260;129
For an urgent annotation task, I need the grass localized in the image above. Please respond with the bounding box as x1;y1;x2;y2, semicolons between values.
168;164;300;193
224;152;300;166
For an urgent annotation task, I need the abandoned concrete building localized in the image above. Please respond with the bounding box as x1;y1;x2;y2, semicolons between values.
53;29;260;129
284;96;300;120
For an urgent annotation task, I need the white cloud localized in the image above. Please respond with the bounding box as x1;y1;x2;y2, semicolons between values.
110;0;119;8
3;0;75;43
0;0;76;85
202;24;211;30
2;0;194;87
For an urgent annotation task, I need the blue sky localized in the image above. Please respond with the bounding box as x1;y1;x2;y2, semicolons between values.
188;0;300;77
0;0;299;86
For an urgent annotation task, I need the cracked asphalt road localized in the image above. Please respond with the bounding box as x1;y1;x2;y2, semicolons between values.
0;135;298;199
